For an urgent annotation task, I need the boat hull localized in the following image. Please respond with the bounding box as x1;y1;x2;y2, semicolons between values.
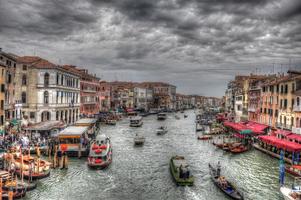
169;157;194;186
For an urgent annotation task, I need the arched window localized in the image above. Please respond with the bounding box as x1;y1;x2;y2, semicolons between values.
21;92;26;103
41;111;51;122
44;91;49;104
297;97;300;106
22;75;27;85
44;73;49;86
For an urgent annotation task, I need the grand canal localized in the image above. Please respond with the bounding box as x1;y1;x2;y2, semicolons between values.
25;110;291;200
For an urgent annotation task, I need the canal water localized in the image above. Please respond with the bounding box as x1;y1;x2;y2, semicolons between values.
25;110;291;200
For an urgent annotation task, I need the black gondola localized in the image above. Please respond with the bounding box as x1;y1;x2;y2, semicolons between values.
208;163;244;200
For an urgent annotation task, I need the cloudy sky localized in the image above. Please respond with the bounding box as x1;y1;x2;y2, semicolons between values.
0;0;301;97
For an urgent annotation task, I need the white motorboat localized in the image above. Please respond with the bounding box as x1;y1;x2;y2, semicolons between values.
130;116;143;127
281;178;301;200
134;134;145;145
157;113;167;120
157;126;168;135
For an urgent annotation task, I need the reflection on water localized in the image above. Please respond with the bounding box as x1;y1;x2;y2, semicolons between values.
24;110;290;200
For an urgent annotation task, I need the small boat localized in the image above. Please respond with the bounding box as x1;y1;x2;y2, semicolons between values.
195;123;204;132
280;178;301;200
130;116;143;127
285;165;301;177
87;135;112;168
209;163;243;200
106;119;117;125
157;113;167;120
180;110;184;113
198;135;212;140
184;115;188;118
4;153;51;180
229;144;248;154
157;126;168;135
134;134;145;146
169;155;194;186
175;115;180;120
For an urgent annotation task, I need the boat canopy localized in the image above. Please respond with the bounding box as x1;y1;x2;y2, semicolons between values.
58;126;89;137
258;135;301;152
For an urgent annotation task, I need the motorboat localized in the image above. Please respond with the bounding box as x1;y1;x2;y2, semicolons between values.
281;177;301;200
134;134;145;146
88;134;112;168
106;119;117;125
130;116;143;127
157;113;167;120
157;126;168;135
169;155;194;186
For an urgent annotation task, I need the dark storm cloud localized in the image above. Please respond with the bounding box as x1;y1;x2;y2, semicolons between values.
0;0;301;96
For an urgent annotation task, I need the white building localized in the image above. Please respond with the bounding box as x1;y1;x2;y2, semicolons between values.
16;56;80;124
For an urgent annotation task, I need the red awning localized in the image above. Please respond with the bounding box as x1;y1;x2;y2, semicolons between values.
275;129;292;137
243;121;268;135
223;121;248;131
258;135;301;152
287;134;301;143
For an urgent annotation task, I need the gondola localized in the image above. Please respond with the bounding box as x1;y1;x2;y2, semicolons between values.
208;163;243;200
229;145;248;154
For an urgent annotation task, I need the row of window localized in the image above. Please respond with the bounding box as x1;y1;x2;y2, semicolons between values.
262;83;295;94
56;73;79;88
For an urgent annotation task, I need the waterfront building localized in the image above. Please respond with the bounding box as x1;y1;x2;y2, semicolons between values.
141;82;176;110
293;90;301;134
63;66;100;116
109;81;136;110
0;48;17;121
133;86;153;111
0;61;5;131
16;56;80;124
99;81;111;112
277;71;301;131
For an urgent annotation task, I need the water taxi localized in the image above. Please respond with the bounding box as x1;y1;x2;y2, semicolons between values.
134;134;145;146
58;126;90;157
157;126;168;135
169;155;194;186
281;177;301;200
157;112;167;120
130;116;143;127
88;135;112;168
106;119;117;125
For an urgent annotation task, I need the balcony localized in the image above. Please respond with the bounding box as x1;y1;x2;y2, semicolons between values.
292;127;301;134
293;105;301;112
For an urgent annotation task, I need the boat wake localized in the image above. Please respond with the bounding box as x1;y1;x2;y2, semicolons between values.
184;187;204;200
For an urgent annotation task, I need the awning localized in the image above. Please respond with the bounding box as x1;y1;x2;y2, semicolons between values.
223;121;247;131
243;121;268;135
287;134;301;143
258;135;301;152
240;130;253;135
275;129;292;137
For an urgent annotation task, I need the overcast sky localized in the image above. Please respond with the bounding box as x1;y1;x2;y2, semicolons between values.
0;0;301;97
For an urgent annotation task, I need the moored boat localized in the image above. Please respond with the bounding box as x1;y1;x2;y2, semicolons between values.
157;112;167;120
209;163;243;200
134;134;145;146
169;155;194;186
87;134;112;168
130;116;143;127
4;153;51;180
198;135;212;140
106;119;117;125
280;177;301;200
157;126;168;135
285;165;301;177
229;143;248;154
